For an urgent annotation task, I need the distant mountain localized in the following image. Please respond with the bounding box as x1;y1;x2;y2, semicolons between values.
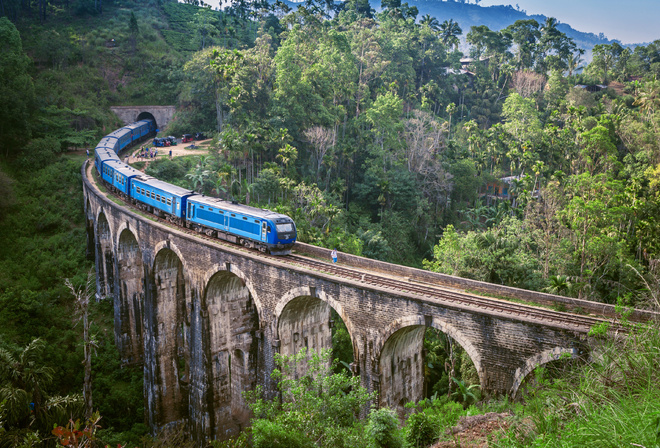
397;1;620;54
280;0;632;59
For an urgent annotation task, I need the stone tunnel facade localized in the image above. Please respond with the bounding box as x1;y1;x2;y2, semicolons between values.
83;164;590;442
110;106;176;130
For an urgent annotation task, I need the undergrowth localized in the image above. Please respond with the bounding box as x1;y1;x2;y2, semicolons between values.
494;320;660;448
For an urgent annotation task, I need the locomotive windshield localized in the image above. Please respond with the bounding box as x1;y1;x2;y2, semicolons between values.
276;222;294;233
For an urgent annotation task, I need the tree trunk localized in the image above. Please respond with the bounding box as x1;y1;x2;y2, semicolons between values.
83;312;93;419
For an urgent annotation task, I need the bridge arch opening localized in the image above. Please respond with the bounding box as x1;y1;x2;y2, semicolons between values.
378;324;479;412
202;270;260;440
150;248;189;427
95;211;114;298
137;111;157;130
511;347;580;399
85;198;95;261
116;228;144;365
278;295;354;379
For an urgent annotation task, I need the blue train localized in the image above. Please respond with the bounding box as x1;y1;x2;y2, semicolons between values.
93;120;297;255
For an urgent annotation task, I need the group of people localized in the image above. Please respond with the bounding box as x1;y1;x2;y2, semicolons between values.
136;146;158;159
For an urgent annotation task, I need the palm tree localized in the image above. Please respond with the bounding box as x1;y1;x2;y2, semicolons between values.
567;49;584;77
439;19;462;52
186;166;211;193
420;14;440;32
0;339;81;443
634;80;660;122
446;102;456;139
544;275;572;296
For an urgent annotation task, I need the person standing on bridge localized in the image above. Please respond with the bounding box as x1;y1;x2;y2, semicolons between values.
331;248;338;263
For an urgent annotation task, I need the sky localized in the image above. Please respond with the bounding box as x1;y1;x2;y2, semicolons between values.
478;0;660;44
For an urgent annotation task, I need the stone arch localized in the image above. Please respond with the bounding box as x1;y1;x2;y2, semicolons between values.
115;227;145;365
149;247;190;428
137;111;157;129
151;240;190;278
95;210;115;298
200;263;264;323
274;286;355;347
510;347;577;398
200;269;260;440
275;287;355;380
85;197;95;261
376;315;483;410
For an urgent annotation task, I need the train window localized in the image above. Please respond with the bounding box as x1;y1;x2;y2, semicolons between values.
156;194;161;202
231;214;235;217
200;206;204;209
254;220;259;223
167;198;172;206
276;223;294;233
151;191;155;199
243;217;247;220
161;197;166;204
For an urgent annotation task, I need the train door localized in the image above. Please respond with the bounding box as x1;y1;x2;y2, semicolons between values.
261;221;267;242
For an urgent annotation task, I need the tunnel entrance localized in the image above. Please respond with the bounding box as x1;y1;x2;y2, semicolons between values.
137;111;158;130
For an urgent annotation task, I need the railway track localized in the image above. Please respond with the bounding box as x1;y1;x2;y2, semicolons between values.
88;163;609;333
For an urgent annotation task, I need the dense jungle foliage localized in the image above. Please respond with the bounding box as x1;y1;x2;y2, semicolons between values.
1;0;660;446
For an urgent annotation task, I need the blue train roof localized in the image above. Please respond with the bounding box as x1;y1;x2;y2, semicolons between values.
97;136;118;146
187;195;293;222
112;162;143;178
95;148;121;162
134;177;195;197
107;127;132;139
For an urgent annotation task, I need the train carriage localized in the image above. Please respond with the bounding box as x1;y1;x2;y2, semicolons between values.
106;127;133;152
94;146;119;176
186;195;297;254
99;160;123;186
130;177;194;222
97;136;120;154
111;163;143;196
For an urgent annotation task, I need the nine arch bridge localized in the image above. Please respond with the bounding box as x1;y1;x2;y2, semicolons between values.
82;161;649;442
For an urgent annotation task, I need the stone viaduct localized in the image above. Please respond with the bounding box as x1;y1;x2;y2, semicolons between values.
82;162;645;443
111;106;176;130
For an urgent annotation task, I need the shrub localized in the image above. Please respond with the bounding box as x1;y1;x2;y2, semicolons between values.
365;407;402;448
251;420;313;448
405;411;436;448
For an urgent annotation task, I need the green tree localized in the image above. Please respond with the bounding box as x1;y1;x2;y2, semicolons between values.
439;19;462;52
0;17;34;158
365;407;403;448
506;19;540;70
0;339;82;445
210;48;245;131
247;348;375;448
128;11;139;53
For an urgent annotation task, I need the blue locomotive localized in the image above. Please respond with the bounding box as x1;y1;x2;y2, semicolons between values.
93;120;297;255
